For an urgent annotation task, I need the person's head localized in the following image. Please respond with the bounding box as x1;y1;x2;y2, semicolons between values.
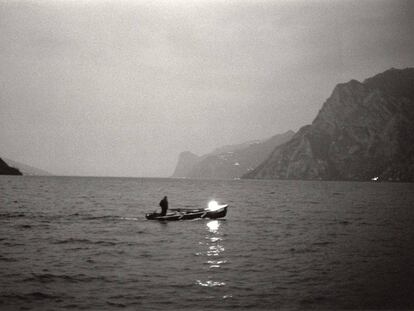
164;196;167;199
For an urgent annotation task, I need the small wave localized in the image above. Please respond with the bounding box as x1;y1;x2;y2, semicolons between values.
69;213;124;222
53;238;92;244
360;221;374;226
94;241;117;246
289;247;318;254
312;241;333;246
18;224;32;229
0;291;66;302
139;252;152;258
24;273;108;284
24;273;77;284
25;291;61;300
107;301;127;308
82;215;117;221
109;295;126;299
3;242;24;247
206;260;227;265
0;255;17;262
0;212;25;219
53;238;117;246
120;217;139;221
107;293;145;303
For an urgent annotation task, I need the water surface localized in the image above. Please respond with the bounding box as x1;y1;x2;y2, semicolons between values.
1;176;413;310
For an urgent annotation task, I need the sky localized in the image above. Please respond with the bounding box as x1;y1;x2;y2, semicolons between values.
1;0;413;177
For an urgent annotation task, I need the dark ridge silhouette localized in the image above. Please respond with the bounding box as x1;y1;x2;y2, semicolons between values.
0;157;22;175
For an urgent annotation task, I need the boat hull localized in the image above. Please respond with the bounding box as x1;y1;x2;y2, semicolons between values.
145;205;228;221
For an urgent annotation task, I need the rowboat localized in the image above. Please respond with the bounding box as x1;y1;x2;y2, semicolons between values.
145;202;228;221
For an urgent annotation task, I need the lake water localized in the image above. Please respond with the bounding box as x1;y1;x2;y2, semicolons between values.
1;176;414;310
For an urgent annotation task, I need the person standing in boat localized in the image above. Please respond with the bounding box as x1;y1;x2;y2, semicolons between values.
159;196;168;216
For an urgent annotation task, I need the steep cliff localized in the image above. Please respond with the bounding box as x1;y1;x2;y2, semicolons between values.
172;131;294;179
171;151;200;178
244;68;414;182
0;157;22;175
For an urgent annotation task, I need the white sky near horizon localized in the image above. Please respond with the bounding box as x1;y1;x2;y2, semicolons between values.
1;0;413;177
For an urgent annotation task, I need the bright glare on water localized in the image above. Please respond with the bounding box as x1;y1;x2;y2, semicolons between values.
207;220;220;232
1;176;414;310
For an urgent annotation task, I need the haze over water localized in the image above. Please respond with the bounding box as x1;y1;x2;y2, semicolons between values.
1;176;413;310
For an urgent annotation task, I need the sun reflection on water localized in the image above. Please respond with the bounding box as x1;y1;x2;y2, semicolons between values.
196;280;226;287
195;220;229;291
204;220;225;264
206;220;220;233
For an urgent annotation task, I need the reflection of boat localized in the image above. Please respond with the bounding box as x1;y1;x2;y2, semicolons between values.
145;204;228;221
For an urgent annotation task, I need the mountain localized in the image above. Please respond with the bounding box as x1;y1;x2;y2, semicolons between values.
244;68;414;182
0;157;22;175
171;130;295;179
209;140;261;155
3;158;51;176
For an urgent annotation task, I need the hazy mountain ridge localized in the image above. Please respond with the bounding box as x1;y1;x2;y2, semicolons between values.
171;131;294;179
244;68;414;182
0;157;22;175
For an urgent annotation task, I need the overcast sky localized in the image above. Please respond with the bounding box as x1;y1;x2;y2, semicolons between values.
1;0;413;177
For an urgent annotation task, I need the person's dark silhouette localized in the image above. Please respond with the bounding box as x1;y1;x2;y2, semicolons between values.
159;196;168;216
